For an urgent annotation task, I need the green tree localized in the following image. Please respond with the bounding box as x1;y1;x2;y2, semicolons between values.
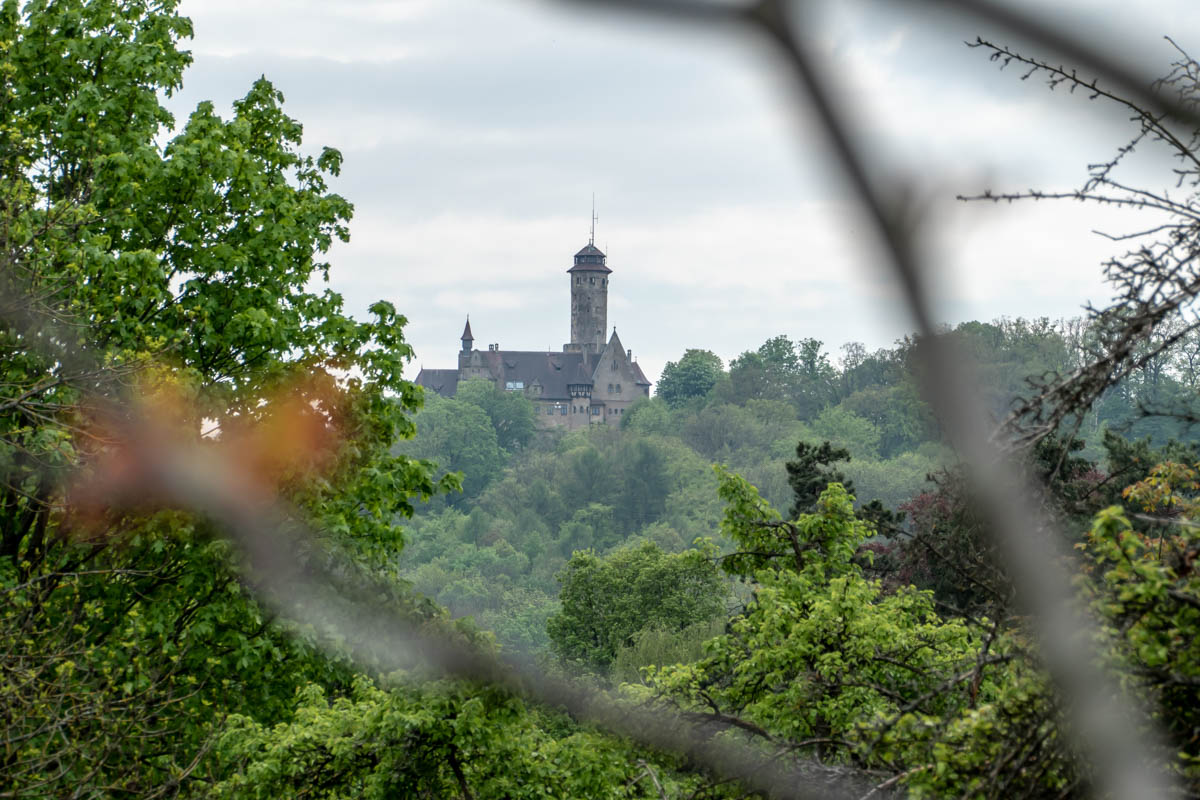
547;540;726;672
791;336;838;416
785;441;854;520
455;377;537;452
656;348;724;407
0;2;456;794
617;438;670;531
810;406;882;459
401;395;506;502
1084;466;1200;792
212;677;694;799
646;471;1068;798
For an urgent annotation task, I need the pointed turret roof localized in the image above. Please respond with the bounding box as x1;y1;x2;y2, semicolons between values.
461;318;474;341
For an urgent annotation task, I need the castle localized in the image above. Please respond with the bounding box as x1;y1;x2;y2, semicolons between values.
415;235;652;430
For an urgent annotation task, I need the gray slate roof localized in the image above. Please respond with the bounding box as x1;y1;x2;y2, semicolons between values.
416;352;603;402
414;368;459;398
488;350;597;399
631;361;651;386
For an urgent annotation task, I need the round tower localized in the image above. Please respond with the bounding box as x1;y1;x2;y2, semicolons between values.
568;242;611;353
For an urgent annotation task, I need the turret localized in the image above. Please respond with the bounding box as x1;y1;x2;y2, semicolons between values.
461;317;473;353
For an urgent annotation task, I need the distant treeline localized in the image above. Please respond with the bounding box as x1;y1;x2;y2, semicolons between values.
396;316;1200;653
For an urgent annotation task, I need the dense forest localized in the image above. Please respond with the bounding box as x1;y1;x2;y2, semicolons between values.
5;2;1200;799
397;319;1200;655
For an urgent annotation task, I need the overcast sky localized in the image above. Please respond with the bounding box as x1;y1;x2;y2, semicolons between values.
169;0;1200;385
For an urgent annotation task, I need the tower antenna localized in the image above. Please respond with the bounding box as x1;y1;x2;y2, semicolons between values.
590;194;598;246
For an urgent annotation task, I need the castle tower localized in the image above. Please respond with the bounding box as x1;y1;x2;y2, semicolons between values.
567;240;611;354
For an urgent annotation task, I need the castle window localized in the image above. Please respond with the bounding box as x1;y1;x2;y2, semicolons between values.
560;405;567;415
591;407;600;416
607;383;613;392
589;277;594;284
504;381;524;391
616;384;621;393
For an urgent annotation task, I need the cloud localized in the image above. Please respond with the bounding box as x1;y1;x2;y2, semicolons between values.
169;0;1200;387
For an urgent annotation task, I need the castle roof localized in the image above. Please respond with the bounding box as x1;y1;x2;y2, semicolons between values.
414;368;459;398
461;318;473;341
569;360;594;386
568;242;611;274
631;361;651;386
454;350;598;401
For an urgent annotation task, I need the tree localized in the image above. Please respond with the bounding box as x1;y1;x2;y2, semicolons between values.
401;395;506;502
965;41;1200;450
211;677;698;799
656;349;724;407
785;441;854;519
810;406;882;460
646;471;1073;798
724;335;837;417
618;438;670;531
0;2;456;794
455;378;537;452
547;540;726;672
792;336;838;417
1084;466;1200;793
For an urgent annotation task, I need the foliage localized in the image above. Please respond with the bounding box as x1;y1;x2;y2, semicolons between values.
647;474;1076;798
1081;466;1200;792
656;348;724;407
211;676;698;799
785;441;855;518
611;618;726;685
0;2;451;795
547;539;728;672
396;393;506;503
455;377;538;452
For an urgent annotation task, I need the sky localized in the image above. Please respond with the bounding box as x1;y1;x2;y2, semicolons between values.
169;0;1200;385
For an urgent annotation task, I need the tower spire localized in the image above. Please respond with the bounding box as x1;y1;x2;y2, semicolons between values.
460;315;474;353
